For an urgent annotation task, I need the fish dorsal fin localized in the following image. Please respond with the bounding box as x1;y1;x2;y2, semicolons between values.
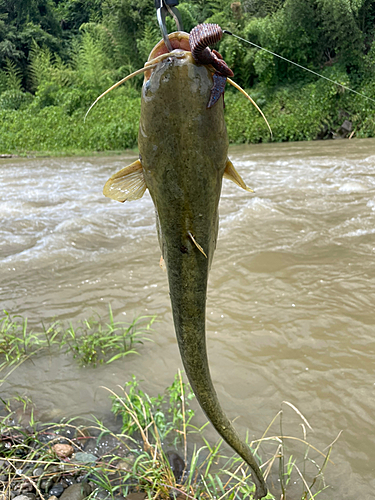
103;159;147;202
224;159;253;192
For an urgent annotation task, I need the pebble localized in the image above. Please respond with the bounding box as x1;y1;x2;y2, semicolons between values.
48;497;58;500
41;478;54;491
166;451;185;481
13;496;33;500
32;467;44;477
59;483;91;500
84;435;127;458
116;461;130;472
61;477;76;487
52;444;74;459
49;484;64;497
73;452;97;464
93;490;109;500
125;494;146;500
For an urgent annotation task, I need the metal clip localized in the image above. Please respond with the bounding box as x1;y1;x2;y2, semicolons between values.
155;0;183;52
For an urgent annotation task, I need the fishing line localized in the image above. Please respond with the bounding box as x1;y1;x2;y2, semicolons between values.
223;30;375;105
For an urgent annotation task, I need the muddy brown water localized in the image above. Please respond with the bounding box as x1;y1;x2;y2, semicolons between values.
1;139;375;498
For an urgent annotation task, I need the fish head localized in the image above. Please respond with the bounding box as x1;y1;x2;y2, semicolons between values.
147;31;191;60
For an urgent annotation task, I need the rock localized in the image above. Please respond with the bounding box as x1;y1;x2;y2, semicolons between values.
73;452;97;464
20;479;34;493
82;438;97;455
84;435;127;458
45;465;60;474
166;451;185;481
41;478;54;492
39;434;59;445
52;444;74;459
61;477;76;488
48;497;58;500
93;490;109;500
59;483;91;500
57;463;76;473
337;119;353;138
49;484;64;497
13;496;33;500
116;460;131;472
20;495;36;500
116;454;135;472
32;467;44;477
0;474;7;481
125;494;146;500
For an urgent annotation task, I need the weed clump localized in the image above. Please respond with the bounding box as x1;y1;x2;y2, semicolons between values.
0;306;155;385
0;372;339;500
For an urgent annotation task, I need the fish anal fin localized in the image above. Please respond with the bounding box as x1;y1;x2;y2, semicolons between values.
224;159;253;193
103;159;147;202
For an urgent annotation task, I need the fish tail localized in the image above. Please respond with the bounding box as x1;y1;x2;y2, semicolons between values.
168;254;267;499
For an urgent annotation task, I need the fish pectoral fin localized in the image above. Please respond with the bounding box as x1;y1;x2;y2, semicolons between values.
224;159;254;193
159;255;166;272
103;159;147;202
188;232;207;258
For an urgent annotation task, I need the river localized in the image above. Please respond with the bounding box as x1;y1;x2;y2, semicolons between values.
1;139;374;499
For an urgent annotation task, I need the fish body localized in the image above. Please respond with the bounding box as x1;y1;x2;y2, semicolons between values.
139;50;226;269
103;32;267;499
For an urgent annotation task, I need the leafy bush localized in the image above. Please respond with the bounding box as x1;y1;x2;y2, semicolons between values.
0;87;141;153
0;89;34;110
0;0;374;152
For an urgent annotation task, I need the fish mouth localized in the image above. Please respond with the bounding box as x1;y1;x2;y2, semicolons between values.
147;32;191;61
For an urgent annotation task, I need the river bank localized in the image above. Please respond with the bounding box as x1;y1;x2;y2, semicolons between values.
1;78;374;156
1;368;333;500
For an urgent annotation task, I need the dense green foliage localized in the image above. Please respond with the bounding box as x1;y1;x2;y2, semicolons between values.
0;0;375;152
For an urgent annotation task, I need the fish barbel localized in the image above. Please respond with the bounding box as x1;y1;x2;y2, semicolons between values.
103;30;267;499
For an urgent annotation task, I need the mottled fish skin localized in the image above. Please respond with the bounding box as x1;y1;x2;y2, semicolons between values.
138;48;267;499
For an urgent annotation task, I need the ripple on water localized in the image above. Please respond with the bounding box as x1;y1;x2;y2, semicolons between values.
1;141;375;499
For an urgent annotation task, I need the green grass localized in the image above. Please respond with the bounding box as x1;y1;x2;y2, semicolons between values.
0;372;338;500
0;306;155;383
